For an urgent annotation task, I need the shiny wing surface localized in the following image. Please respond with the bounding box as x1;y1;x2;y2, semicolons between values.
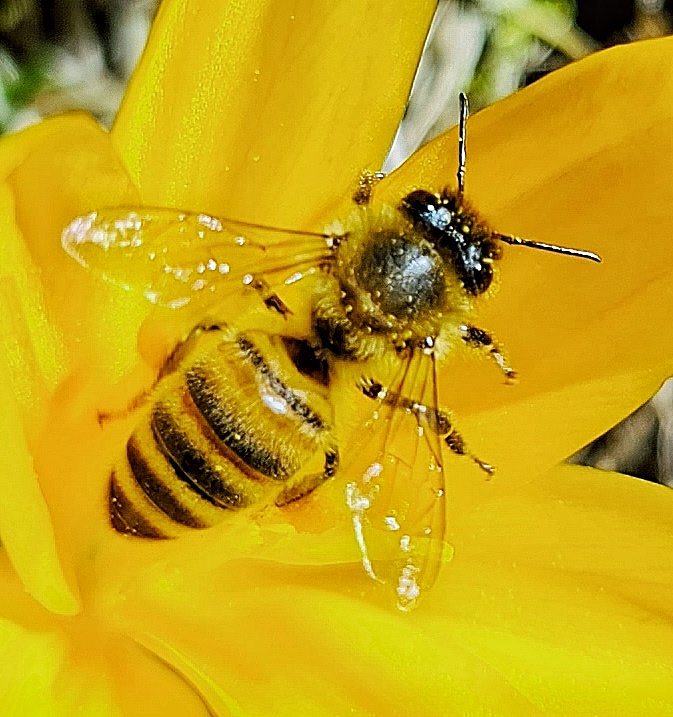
346;348;447;611
61;208;336;309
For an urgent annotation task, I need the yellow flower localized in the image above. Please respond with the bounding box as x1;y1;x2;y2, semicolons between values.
1;0;673;714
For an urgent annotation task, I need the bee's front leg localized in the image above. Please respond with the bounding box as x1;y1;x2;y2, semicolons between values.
460;324;518;384
352;170;386;206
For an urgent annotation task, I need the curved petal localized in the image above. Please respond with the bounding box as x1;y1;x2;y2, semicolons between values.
85;462;673;716
1;115;143;380
0;354;78;616
0;116;144;609
377;37;673;499
112;0;437;225
0;559;219;716
448;463;673;714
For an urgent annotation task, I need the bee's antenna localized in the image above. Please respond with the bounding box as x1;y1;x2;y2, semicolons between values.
457;92;469;197
495;233;601;262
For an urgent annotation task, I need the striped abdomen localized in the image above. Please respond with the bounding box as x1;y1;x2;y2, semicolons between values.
110;327;338;538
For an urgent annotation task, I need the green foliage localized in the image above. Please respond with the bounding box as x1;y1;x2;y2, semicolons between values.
0;49;49;134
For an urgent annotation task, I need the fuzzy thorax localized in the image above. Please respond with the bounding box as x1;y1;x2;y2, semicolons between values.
314;204;475;362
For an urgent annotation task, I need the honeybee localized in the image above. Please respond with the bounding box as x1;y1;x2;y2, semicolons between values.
62;94;600;610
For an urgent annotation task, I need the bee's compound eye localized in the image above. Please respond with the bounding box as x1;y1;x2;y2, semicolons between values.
400;190;451;233
400;189;437;215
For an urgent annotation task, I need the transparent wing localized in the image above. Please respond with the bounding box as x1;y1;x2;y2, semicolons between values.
345;348;447;611
61;207;336;310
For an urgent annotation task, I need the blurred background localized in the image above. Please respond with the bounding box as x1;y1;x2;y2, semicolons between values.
1;0;670;485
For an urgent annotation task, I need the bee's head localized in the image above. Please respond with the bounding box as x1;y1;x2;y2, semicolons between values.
399;189;501;296
397;94;601;286
399;189;453;235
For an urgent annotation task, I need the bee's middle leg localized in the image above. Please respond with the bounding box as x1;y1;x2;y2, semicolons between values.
250;277;293;318
359;378;494;475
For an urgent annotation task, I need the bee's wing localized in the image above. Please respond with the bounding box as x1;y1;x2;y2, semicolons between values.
346;349;447;611
61;208;335;310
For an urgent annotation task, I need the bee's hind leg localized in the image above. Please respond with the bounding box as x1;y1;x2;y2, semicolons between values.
359;378;494;476
460;324;518;384
275;446;340;506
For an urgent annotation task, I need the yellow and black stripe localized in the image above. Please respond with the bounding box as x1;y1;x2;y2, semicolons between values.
110;328;338;538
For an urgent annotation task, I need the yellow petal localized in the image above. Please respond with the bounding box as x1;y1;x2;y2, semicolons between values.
80;462;673;715
378;37;673;494
0;560;220;716
112;0;437;226
3;466;671;715
0;612;121;717
0;115;147;607
1;114;144;380
0;351;79;616
448;463;673;714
